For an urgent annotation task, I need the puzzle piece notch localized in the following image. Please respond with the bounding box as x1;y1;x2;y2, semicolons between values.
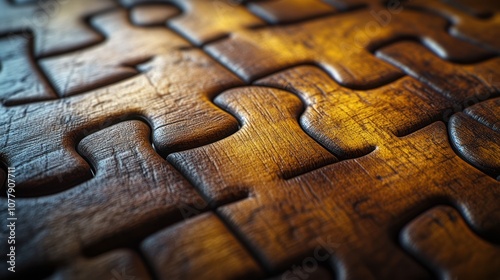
216;122;500;277
247;0;337;24
0;120;207;276
167;70;500;276
401;206;500;280
1;43;242;195
168;86;338;202
141;212;264;280
120;0;266;46
40;9;190;97
47;250;151;280
449;98;500;178
206;8;492;87
376;41;500;104
0;35;57;105
0;0;118;57
256;66;453;158
406;0;500;52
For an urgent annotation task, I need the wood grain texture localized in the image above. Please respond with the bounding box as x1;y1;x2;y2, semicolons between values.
0;0;117;57
0;121;205;275
407;0;500;52
121;0;265;45
0;0;499;279
141;213;263;280
401;206;500;280
0;26;242;195
449;98;500;178
256;66;452;157
47;250;151;280
206;8;491;86
0;36;56;105
376;41;500;104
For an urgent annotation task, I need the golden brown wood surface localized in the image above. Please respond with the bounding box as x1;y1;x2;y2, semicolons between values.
0;0;498;279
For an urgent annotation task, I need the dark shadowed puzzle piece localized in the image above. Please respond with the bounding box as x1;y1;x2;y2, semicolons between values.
401;206;500;280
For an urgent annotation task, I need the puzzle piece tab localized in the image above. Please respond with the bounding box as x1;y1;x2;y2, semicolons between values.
168;86;338;201
0;22;242;195
256;66;452;158
0;36;56;105
407;0;500;52
0;0;117;57
169;77;500;277
0;121;205;275
141;213;263;280
121;0;265;45
376;41;500;104
206;8;491;86
449;98;500;178
401;206;500;280
40;9;189;97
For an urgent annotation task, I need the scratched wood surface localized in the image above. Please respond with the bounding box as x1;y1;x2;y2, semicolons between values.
0;0;499;279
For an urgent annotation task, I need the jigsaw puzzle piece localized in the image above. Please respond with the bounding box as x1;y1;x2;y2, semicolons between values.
401;206;500;280
130;3;180;26
47;250;151;280
220;123;500;277
0;46;241;195
169;84;500;277
168;86;338;202
256;66;452;158
206;8;491;86
0;35;56;105
141;213;263;280
407;0;500;52
247;0;336;24
121;0;265;45
0;0;117;57
40;9;191;97
449;98;500;178
376;41;500;104
0;121;206;275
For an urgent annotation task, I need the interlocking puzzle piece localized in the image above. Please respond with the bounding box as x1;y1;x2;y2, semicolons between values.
0;0;117;57
130;3;180;26
0;34;56;105
120;0;265;45
407;0;500;52
401;206;500;280
256;66;452;158
0;121;206;276
0;43;241;195
47;250;151;280
449;98;500;178
376;41;500;104
247;0;336;24
141;213;263;279
40;9;189;96
169;80;500;277
206;8;491;86
169;86;338;202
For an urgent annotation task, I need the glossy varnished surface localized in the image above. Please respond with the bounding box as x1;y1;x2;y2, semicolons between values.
0;0;499;279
